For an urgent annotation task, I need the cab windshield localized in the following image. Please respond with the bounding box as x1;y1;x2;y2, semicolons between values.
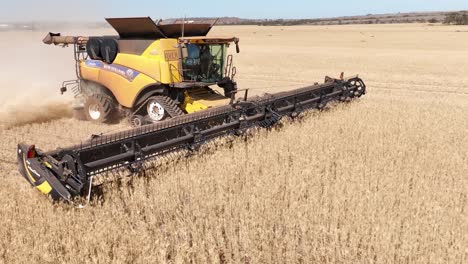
182;44;226;83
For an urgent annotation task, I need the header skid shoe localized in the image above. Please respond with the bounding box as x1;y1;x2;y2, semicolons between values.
17;144;72;201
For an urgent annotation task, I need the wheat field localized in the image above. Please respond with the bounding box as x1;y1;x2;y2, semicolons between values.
0;24;467;263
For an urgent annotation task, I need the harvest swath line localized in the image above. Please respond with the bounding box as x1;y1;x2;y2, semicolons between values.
370;85;468;95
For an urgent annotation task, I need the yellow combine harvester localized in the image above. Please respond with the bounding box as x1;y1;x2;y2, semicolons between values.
20;17;366;202
44;17;240;126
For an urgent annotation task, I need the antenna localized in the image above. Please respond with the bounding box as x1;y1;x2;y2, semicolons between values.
181;15;186;40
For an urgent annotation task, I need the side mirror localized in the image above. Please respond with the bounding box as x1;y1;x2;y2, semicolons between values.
234;38;240;53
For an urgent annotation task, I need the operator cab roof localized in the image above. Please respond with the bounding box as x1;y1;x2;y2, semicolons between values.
106;17;216;39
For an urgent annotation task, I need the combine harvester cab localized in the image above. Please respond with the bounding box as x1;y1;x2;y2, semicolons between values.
17;74;366;202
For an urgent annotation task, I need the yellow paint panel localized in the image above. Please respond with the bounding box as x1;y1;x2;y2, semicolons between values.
113;53;161;81
98;70;158;108
22;157;52;195
181;88;230;113
44;162;52;169
183;101;209;114
143;39;181;83
36;181;52;195
182;88;230;113
80;63;100;82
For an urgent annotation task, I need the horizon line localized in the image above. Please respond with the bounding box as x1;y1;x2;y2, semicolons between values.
0;9;466;24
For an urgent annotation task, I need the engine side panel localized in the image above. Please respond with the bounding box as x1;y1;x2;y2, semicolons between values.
80;60;157;108
141;39;181;83
79;38;182;108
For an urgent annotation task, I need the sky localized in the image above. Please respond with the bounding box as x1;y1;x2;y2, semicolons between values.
1;0;467;22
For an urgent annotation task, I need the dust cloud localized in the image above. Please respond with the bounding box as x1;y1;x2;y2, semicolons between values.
0;28;109;128
0;102;72;129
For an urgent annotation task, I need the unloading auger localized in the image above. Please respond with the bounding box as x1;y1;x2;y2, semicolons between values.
17;76;365;202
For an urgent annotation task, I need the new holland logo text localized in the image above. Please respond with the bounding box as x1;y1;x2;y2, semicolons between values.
26;160;41;178
85;60;140;82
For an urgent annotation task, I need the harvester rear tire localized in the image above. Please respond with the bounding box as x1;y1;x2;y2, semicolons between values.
84;94;115;123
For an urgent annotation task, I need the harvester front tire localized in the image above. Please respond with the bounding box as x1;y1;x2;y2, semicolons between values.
73;108;87;121
84;94;115;123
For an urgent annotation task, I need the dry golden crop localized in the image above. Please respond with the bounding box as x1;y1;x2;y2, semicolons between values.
0;24;466;263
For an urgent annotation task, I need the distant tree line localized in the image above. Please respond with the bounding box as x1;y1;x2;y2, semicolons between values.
233;17;438;26
444;12;468;25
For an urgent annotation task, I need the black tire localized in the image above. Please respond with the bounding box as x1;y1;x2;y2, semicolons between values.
100;38;119;64
84;94;115;123
86;38;103;60
73;108;87;121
